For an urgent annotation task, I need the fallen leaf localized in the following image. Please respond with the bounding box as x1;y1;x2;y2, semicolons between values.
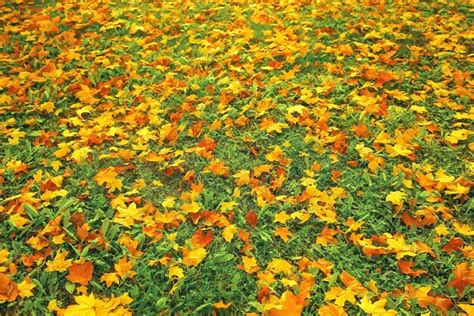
66;261;94;286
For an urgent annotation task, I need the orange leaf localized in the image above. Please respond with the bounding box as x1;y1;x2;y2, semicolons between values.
208;159;229;177
213;301;232;309
398;260;427;277
114;257;136;280
448;262;474;295
275;227;292;243
268;291;306;316
66;261;93;286
0;273;19;302
351;123;370;138
75;84;99;104
100;272;119;287
316;226;339;247
318;303;347;316
191;229;214;249
331;170;341;182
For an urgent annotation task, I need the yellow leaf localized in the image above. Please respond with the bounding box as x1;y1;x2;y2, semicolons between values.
386;89;409;101
45;250;73;272
162;196;176;208
367;280;378;294
259;118;289;133
168;266;184;280
100;272;120;287
18;277;36;298
222;224;237;242
52;233;66;245
129;23;144;34
267;258;292;274
220;201;238;212
385;144;413;158
182;247;207;267
47;300;60;312
119;293;133;306
275;227;292;242
287;105;304;115
453;222;474;236
445;129;471;145
445;183;470;195
182;201;200;213
64;294;96;316
280;278;297;288
149;176;164;186
114;257;137;280
290;211;311;223
9;213;29;227
71;147;92;164
0;249;9;265
402;179;413;188
7;129;25;145
274;211;290;224
386;191;405;206
54;145;70;158
37;101;55;114
458;303;474;315
358;296;396;315
233;170;250;186
241;255;260;274
410;105;427;113
435;224;450;236
75;84;99;104
325;287;356;306
94;168;122;193
51;161;61;171
114;203;144;227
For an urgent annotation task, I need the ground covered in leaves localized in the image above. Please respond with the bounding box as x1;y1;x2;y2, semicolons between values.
0;0;473;315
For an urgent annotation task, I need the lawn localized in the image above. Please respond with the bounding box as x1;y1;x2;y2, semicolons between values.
0;0;473;315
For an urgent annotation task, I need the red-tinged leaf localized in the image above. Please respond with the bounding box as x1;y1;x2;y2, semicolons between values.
245;210;257;227
249;146;258;157
442;237;464;254
191;229;214;248
257;286;270;303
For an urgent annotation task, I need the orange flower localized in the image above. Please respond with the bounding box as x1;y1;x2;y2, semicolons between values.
0;273;19;302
